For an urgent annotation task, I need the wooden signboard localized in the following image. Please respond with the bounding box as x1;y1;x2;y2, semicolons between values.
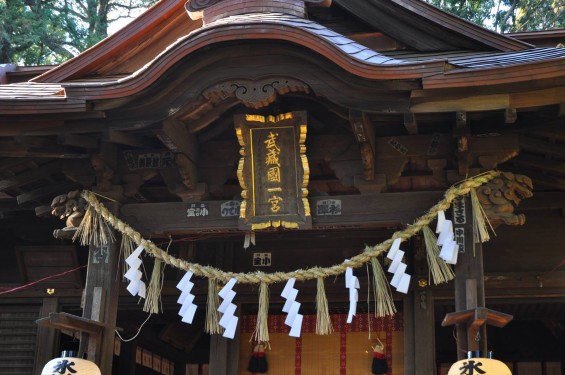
235;112;311;230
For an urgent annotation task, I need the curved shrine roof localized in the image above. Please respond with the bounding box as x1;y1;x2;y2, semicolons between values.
0;1;563;112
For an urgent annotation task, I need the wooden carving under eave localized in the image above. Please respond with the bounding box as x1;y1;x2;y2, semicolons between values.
348;111;375;181
51;190;86;239
476;171;533;227
91;155;114;192
203;78;310;110
235;112;311;230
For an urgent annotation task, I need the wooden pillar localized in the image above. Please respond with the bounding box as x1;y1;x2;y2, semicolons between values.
208;322;241;375
403;292;415;375
404;289;436;375
208;241;240;375
34;297;59;375
453;195;487;358
117;339;137;375
79;201;121;373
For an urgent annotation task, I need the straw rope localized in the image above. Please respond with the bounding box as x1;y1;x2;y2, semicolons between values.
79;171;500;285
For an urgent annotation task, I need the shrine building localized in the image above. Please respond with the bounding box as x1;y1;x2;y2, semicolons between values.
0;0;564;374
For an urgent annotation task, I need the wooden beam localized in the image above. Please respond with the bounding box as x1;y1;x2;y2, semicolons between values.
120;191;444;235
442;307;513;328
36;312;107;335
511;153;565;176
61;159;95;188
159;119;198;162
442;307;513;352
523;125;565;144
0;161;61;191
35;205;52;217
182;99;240;134
57;133;99;149
0;157;34;170
105;131;155;148
16;180;78;205
410;87;565;113
0;140;88;158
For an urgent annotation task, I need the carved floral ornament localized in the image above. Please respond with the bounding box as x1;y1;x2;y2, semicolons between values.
202;78;311;109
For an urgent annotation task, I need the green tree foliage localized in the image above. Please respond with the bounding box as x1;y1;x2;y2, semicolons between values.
426;0;495;27
0;0;156;65
426;0;564;33
494;0;564;33
0;0;71;65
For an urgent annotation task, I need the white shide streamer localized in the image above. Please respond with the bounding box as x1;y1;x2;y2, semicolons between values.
176;271;197;324
124;245;147;298
217;278;238;339
281;278;303;337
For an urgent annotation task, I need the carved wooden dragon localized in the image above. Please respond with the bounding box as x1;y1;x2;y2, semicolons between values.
476;172;533;227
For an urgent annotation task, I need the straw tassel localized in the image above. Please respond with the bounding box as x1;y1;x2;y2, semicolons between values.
422;226;455;285
252;282;270;343
370;258;396;317
73;203;112;247
143;257;164;314
315;278;333;335
205;279;222;334
120;235;135;280
470;188;494;243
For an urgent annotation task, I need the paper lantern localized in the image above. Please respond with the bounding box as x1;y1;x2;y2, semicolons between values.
447;357;511;375
42;352;101;375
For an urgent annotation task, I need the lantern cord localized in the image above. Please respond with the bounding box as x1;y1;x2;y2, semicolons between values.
115;313;152;342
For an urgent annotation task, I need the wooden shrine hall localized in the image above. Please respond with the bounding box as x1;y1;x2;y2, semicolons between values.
0;0;564;374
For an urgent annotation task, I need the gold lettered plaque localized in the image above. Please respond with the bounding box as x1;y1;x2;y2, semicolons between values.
235;111;311;230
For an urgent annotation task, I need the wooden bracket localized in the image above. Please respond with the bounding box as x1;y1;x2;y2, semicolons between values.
442;307;513;351
157;119;199;195
349;110;375;181
505;108;517;124
36;312;115;336
403;112;418;135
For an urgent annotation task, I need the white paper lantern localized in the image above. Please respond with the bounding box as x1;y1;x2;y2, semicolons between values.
42;352;101;375
447;357;511;375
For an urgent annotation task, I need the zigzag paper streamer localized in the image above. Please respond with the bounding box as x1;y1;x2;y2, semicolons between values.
217;278;238;339
281;278;303;337
176;271;197;324
385;243;412;294
437;210;459;265
386;238;402;260
345;262;360;323
124;245;146;298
